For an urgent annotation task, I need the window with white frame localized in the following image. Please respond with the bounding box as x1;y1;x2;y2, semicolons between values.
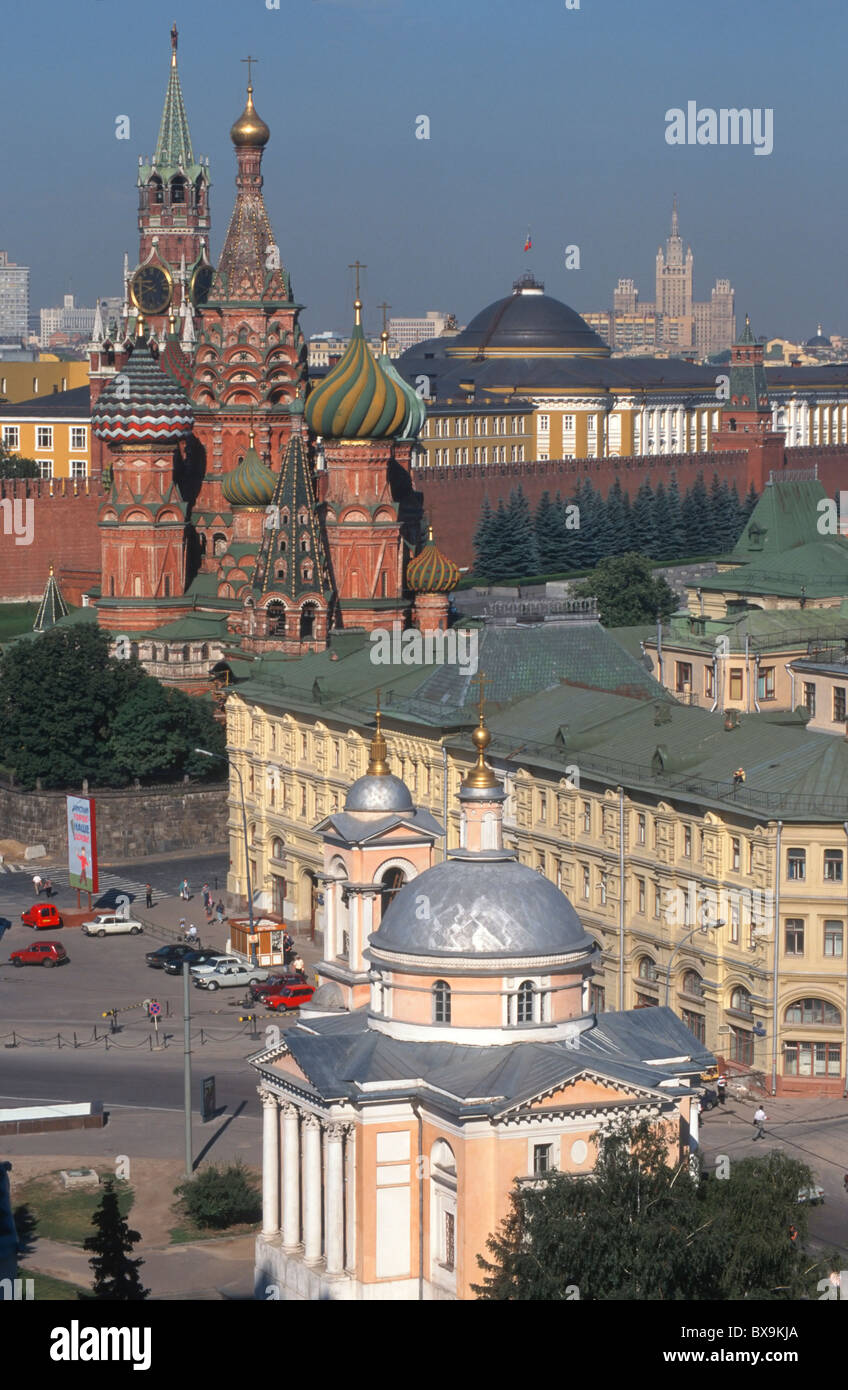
70;426;87;451
1;426;19;450
70;459;87;479
37;459;53;478
538;414;550;433
36;426;53;450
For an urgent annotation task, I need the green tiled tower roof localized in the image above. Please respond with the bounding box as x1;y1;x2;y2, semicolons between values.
252;434;332;602
139;27;206;186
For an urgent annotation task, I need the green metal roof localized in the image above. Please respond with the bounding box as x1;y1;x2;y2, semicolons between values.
699;539;848;599
665;603;848;655
729;479;832;562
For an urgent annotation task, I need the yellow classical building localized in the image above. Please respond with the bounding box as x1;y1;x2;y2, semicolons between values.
0;384;91;478
0;359;88;404
223;610;848;1099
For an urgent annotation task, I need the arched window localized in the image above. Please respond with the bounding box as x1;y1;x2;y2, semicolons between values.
267;602;286;636
148;176;163;204
298;508;309;526
300;602;317;640
301;560;313;582
429;1140;457;1285
276;562;287;581
212;533;227;557
681;970;703;997
271;837;285;861
170;176;186;205
730;986;752;1015
278;536;287;553
516;980;535;1024
299;534;310;553
433;980;451;1024
637;956;657;981
784;998;841;1026
380;865;405;918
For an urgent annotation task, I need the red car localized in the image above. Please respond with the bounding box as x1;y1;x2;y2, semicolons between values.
265;983;315;1012
10;940;68;967
249;973;305;1002
21;903;63;930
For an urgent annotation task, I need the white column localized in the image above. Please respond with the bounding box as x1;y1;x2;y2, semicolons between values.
344;1124;356;1272
303;1115;323;1264
325;1123;345;1276
260;1089;280;1236
282;1104;301;1250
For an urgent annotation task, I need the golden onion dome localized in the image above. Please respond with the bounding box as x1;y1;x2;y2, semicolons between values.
230;84;270;149
305;301;407;440
221;431;275;507
406;527;460;594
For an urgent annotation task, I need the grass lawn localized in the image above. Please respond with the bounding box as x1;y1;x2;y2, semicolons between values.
168;1218;258;1245
0;602;40;640
16;1269;89;1301
16;1170;134;1245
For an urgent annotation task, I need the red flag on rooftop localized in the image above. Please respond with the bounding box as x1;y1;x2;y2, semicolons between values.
523;232;533;252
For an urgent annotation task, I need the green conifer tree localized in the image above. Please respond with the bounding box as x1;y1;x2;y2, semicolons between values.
82;1181;148;1301
472;495;496;580
631;479;657;557
665;472;687;558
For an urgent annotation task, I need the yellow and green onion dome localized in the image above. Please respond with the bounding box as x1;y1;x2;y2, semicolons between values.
407;528;460;594
221;430;275;507
305;301;407;440
378;330;425;441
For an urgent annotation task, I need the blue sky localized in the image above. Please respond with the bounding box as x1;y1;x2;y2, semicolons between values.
3;0;845;340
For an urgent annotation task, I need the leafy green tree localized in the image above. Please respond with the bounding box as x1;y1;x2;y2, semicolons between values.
0;623;225;789
82;1181;148;1301
574;552;677;627
0;442;40;478
175;1160;261;1231
474;1120;816;1301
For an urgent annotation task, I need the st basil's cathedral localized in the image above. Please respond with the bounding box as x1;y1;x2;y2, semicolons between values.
88;30;450;691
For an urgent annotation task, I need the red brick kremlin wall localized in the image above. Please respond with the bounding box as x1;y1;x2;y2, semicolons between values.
0;478;104;603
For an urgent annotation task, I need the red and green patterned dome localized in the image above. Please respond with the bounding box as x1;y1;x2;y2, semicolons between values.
407;529;460;594
92;332;194;446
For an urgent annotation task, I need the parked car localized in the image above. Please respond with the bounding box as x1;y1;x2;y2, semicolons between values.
146;943;195;969
82;913;144;938
163;948;220;976
798;1184;825;1205
21;903;63;931
10;940;68;968
190;954;243;978
249;973;304;1002
700;1088;718;1111
265;983;315;1012
194;962;269;991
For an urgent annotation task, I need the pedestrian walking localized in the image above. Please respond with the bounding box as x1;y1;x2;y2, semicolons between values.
215;899;225;924
752;1105;768;1139
202;883;211;910
716;1073;727;1105
843;1172;848;1196
145;883;153;909
43;879;54;898
293;954;305;979
179;917;187;937
788;1224;798;1243
205;902;213;924
283;931;294;967
32;873;43;896
179;878;190;901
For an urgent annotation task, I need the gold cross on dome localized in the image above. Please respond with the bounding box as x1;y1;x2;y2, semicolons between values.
241;55;258;86
348;261;367;300
378;301;391;333
471;670;491;717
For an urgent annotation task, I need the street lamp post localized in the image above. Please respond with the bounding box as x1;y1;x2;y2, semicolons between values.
664;922;721;1009
195;748;256;963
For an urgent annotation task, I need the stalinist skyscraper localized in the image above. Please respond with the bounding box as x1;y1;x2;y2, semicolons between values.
655;196;693;319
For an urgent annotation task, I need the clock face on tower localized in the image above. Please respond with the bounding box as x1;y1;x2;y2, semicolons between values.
190;264;214;307
130;265;172;316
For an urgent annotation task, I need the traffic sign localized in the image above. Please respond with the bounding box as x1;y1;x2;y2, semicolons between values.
148;1001;161;1017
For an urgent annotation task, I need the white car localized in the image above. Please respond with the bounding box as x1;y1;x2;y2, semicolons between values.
194;962;269;992
190;954;243;978
82;913;144;937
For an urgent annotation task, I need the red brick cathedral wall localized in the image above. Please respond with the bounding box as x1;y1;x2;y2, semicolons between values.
0;479;104;603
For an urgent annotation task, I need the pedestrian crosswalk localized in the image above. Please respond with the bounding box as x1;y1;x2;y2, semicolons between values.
3;863;176;903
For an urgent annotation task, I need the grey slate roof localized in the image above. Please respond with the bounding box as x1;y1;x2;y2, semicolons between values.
258;1006;714;1119
316;807;444;844
0;385;90;418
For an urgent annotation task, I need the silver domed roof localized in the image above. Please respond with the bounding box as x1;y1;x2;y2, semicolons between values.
345;773;414;813
371;857;595;959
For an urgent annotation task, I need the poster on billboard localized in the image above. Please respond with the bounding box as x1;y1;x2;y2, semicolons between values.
66;795;99;893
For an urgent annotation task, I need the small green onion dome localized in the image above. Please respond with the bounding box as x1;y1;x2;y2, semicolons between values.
407;528;460;594
305;301;407;440
378;331;426;440
221;431;275;506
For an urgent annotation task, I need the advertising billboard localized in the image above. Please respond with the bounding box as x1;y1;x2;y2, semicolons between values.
66;795;99;893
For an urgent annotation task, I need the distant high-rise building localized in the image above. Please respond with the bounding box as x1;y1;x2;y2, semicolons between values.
655;196;694;320
0;251;30;341
40;294;98;348
388;311;456;353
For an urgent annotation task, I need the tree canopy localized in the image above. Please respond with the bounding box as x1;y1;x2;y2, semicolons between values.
82;1181;148;1301
0;623;225;789
574;552;677;627
474;1119;820;1301
0;441;40;478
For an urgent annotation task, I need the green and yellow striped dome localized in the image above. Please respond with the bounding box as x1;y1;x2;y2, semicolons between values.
379;331;426;441
221;432;275;507
305;301;407;440
407;528;460;594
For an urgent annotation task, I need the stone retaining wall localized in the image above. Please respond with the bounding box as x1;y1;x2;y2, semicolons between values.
0;780;228;861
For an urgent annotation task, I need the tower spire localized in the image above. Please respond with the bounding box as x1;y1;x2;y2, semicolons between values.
671;193;679;238
154;25;195;173
366;692;390;776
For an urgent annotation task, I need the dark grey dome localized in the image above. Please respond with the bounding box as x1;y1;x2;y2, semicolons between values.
806;327;831;347
448;277;608;357
371;857;596;959
345;772;414;813
305;982;345;1012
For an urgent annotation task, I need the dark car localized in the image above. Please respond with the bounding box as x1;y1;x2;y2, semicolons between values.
163;948;221;975
700;1088;718;1111
249;973;304;1002
145;943;195;970
10;940;68;967
265;983;315;1012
